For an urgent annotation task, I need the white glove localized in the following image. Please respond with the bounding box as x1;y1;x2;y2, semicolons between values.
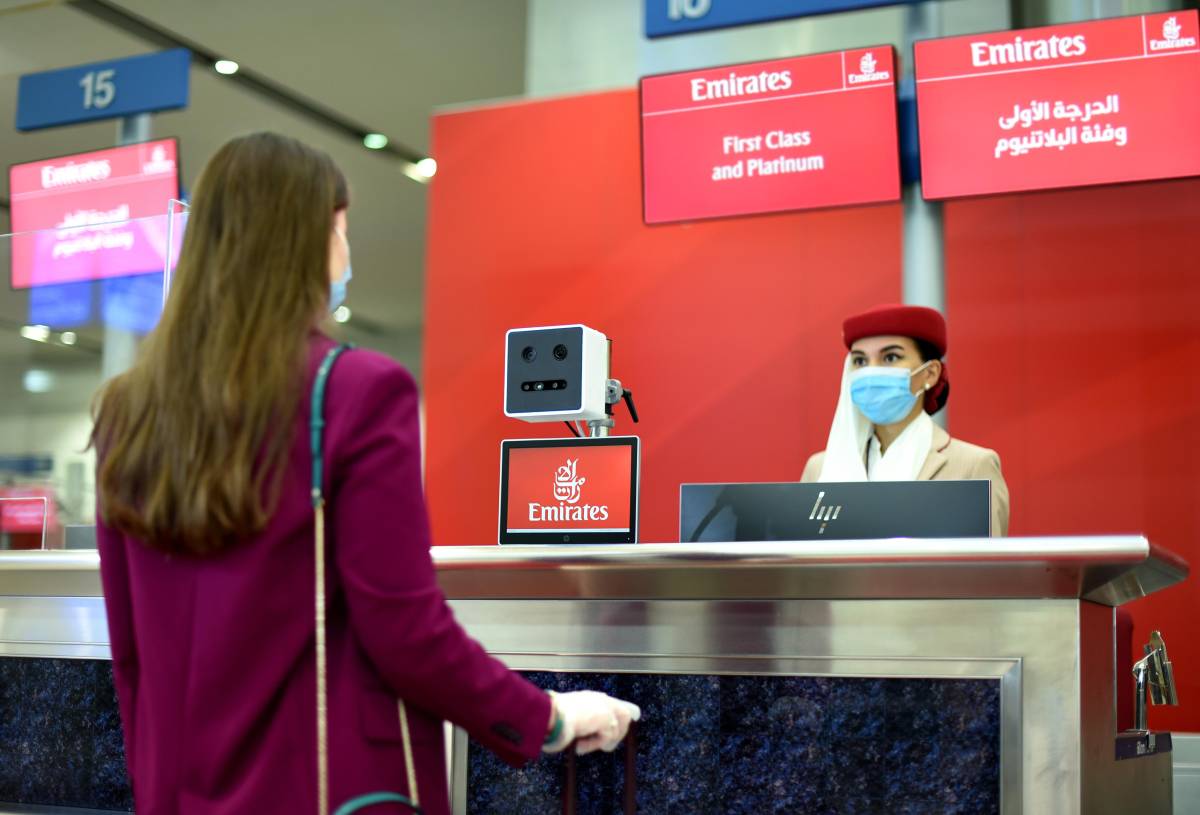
542;690;641;755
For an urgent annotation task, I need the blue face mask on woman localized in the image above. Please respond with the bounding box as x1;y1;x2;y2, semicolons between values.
849;362;931;425
329;228;352;313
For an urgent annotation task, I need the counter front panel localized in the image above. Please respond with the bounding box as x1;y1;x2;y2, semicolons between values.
0;658;131;812
468;671;1000;814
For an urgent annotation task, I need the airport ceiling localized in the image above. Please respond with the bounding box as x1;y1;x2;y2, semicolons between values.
0;0;529;388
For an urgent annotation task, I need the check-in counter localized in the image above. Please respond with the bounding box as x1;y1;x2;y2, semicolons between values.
0;536;1188;814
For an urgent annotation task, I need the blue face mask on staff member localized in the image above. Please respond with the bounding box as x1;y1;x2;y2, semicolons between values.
849;362;933;425
329;225;352;313
839;304;951;425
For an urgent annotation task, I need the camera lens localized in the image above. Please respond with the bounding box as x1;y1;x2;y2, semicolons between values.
533;381;545;391
521;346;537;363
553;344;569;361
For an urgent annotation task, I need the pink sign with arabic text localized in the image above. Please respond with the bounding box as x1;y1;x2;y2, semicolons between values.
9;138;181;288
915;11;1200;199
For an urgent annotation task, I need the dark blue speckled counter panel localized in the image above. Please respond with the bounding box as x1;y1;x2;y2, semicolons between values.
0;660;998;814
468;672;1000;815
0;657;133;811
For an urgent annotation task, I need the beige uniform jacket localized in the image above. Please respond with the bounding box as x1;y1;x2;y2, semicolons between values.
800;424;1010;537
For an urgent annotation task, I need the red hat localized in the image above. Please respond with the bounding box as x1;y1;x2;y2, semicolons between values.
843;303;947;356
842;303;950;413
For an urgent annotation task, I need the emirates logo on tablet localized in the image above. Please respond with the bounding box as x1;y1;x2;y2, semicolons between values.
530;457;608;523
553;458;586;504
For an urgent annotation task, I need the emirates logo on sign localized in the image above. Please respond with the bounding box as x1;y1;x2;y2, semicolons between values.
848;51;890;85
1150;16;1196;51
142;144;176;176
552;458;586;505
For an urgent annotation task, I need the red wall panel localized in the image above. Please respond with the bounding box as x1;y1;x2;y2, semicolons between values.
946;178;1200;731
423;89;901;547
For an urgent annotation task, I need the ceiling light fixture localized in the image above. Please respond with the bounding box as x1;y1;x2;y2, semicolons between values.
333;306;352;324
363;133;389;150
19;325;51;343
23;370;54;394
415;157;438;179
60;331;78;346
214;59;239;75
402;157;438;184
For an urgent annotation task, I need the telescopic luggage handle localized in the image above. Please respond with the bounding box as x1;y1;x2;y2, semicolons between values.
561;721;637;815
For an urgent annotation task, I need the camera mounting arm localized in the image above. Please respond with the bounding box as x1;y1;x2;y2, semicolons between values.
587;379;639;438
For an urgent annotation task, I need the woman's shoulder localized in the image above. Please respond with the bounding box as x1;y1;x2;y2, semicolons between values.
801;451;825;482
943;436;1002;469
310;337;415;391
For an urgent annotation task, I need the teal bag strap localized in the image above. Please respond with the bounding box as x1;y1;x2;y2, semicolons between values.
310;345;422;815
333;792;420;815
310;343;353;506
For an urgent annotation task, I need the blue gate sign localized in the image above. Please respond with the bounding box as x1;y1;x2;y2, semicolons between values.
16;48;190;131
28;281;94;329
646;0;921;38
102;272;164;335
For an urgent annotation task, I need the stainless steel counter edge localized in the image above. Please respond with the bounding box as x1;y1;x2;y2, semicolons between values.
0;535;1188;605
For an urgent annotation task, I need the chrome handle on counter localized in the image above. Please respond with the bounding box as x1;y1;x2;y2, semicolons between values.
1132;630;1179;732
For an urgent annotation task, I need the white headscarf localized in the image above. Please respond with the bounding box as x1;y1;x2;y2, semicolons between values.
816;355;933;482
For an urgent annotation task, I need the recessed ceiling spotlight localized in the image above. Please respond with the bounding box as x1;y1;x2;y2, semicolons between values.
19;325;51;343
214;59;239;75
415;157;438;179
60;331;78;346
363;133;389;150
333;306;352;324
23;369;54;393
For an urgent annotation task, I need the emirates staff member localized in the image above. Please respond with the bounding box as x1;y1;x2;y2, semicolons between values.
801;304;1009;536
92;132;637;815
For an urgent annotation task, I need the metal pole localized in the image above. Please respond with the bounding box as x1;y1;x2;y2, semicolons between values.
117;112;150;145
901;3;948;426
900;2;945;314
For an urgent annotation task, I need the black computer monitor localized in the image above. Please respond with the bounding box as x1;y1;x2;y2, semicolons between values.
679;481;991;542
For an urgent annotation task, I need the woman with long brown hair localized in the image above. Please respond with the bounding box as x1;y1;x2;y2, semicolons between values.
92;132;638;814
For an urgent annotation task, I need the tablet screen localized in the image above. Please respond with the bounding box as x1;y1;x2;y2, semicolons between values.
499;436;639;544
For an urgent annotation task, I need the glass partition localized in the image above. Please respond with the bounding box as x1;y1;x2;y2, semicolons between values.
0;204;185;549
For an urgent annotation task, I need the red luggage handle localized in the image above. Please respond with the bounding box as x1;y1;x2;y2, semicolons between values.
562;721;637;815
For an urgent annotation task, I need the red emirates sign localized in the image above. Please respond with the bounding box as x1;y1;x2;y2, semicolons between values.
640;48;901;224
915;10;1200;199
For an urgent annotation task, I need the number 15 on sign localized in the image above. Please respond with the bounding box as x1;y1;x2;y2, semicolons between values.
16;49;189;131
80;69;116;110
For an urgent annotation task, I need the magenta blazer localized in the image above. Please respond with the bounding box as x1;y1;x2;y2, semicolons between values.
98;335;551;814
